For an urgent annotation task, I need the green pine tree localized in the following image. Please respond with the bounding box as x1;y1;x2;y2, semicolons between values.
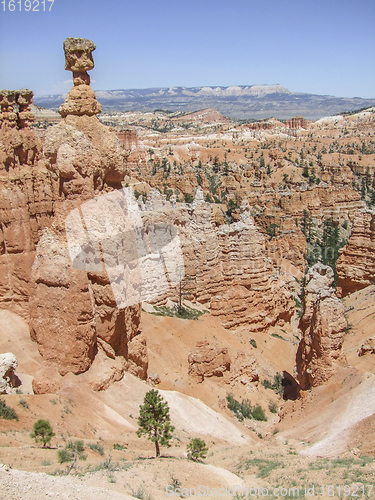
136;390;174;457
30;419;55;448
187;438;208;461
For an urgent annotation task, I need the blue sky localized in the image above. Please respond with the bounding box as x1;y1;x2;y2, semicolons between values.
0;0;374;97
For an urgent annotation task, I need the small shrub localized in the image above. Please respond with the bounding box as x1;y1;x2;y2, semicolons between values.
226;393;242;420
57;448;72;464
262;379;273;390
170;475;181;490
130;483;152;500
271;333;285;340
0;399;18;420
227;394;266;421
88;442;104;456
262;372;283;396
252;405;267;422
250;338;257;348
187;438;208;461
269;402;278;414
18;398;29;409
113;443;127;451
237;397;249;416
30;419;54;447
266;223;279;240
183;193;194;204
58;440;87;473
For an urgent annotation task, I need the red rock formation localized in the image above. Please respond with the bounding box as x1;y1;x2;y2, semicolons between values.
225;351;259;384
59;38;101;117
29;230;96;376
296;263;347;389
0;90;18;130
358;338;375;357
336;210;375;296
0;39;148;389
28;38;148;386
285;116;308;129
188;341;230;382
141;198;296;331
117;129;138;150
187;341;259;385
0;90;54;319
247;121;274;131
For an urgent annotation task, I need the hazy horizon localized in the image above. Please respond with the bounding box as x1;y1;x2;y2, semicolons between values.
34;83;373;100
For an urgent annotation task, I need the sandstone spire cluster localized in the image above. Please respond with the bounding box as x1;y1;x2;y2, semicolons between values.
0;89;34;130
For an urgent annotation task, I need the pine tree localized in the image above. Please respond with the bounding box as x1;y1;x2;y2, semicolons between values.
30;419;55;448
136;390;174;457
187;438;208;461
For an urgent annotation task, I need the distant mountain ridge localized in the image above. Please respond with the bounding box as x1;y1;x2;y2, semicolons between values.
34;84;375;120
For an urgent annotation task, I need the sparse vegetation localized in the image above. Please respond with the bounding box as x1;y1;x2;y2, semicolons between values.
88;442;104;456
149;304;205;320
262;372;283;396
251;404;267;422
266;223;280;240
57;440;87;474
130;483;152;500
0;398;18;420
250;338;257;348
239;457;282;478
18;398;29;409
269;402;278;414
113;443;127;451
226;394;267;421
183;192;194;204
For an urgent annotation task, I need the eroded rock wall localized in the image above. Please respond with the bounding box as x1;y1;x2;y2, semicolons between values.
140;194;296;330
336;209;375;296
0;90;54;319
296;263;347;389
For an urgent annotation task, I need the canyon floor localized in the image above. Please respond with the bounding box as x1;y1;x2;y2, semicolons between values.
1;285;375;499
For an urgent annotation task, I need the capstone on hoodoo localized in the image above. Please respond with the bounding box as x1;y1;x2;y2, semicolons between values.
58;37;101;117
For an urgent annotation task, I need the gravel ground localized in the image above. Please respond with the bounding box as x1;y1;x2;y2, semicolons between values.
0;465;134;500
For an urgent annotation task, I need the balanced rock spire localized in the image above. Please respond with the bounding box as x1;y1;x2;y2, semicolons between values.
58;37;101;117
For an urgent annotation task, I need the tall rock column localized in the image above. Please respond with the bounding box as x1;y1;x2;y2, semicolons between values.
296;263;347;389
29;38;147;387
336;209;375;297
0;90;54;319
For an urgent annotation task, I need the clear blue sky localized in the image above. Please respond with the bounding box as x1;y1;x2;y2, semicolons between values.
0;0;374;98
